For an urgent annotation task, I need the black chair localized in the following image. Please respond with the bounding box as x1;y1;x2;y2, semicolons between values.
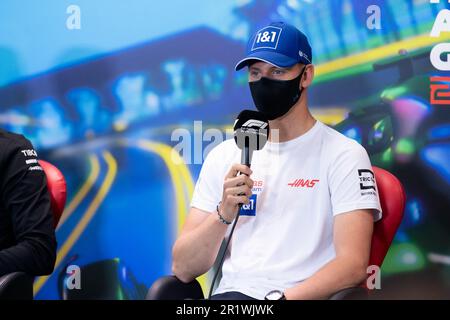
0;272;34;300
59;259;148;300
146;276;367;300
146;276;204;300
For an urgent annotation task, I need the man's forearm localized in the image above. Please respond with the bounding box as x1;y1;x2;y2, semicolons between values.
284;257;367;300
172;212;229;283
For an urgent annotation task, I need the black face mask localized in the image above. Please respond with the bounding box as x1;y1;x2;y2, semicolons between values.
249;66;306;120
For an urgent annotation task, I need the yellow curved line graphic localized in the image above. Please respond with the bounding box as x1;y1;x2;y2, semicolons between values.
57;155;100;230
136;140;190;233
34;151;118;296
177;157;195;200
316;32;450;77
135;140;208;296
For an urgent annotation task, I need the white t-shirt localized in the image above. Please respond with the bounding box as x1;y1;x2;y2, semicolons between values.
190;120;382;300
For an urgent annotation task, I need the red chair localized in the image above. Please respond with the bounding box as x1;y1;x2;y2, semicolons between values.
147;166;406;300
0;160;67;300
330;166;406;299
369;167;406;267
38;160;67;228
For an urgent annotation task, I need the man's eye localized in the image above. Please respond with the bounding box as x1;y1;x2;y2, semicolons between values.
250;71;259;77
273;69;285;75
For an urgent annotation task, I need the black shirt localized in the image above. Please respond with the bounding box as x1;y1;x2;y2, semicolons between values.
0;129;56;277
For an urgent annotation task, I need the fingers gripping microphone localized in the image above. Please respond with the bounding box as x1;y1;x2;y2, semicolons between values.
233;110;269;168
208;110;269;300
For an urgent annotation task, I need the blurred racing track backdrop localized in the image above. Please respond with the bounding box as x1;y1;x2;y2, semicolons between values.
0;0;449;299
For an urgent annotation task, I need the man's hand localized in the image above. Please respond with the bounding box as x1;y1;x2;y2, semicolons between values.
219;164;254;222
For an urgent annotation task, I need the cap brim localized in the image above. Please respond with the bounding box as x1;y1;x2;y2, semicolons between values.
235;51;298;71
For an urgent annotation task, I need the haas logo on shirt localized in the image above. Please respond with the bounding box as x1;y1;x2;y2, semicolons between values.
287;179;319;188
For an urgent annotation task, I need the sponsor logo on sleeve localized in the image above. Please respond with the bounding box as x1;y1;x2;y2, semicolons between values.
21;148;43;171
21;149;38;157
358;169;377;196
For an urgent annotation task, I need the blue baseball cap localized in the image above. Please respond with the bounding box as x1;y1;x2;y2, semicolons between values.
235;21;312;71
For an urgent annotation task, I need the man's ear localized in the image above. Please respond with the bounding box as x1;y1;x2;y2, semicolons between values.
301;64;314;89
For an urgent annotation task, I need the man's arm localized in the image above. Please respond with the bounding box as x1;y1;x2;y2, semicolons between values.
171;207;230;283
284;209;373;300
0;137;57;277
172;163;253;283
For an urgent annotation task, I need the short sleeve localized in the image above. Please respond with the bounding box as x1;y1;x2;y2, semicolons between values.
328;143;382;221
190;147;223;214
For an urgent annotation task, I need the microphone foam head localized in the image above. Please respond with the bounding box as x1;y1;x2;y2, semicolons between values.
233;110;269;151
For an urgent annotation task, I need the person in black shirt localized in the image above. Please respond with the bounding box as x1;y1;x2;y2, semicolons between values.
0;129;56;277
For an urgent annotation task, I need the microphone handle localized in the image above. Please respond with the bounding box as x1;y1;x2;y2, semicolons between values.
237;145;252;206
242;144;252;169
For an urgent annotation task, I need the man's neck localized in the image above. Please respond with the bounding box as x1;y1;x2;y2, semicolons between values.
268;95;316;143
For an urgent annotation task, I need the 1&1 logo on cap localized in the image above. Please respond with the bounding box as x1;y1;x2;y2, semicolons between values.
251;26;283;51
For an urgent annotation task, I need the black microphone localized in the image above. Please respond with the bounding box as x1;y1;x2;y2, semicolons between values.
233;110;269;168
207;110;269;300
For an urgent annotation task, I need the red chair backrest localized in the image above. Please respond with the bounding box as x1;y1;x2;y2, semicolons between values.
39;160;67;228
369;166;406;267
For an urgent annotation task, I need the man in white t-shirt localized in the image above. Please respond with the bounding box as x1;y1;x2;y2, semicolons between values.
172;22;382;300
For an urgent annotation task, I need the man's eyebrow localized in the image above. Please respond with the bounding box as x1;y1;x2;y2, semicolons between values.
249;66;261;71
271;65;291;71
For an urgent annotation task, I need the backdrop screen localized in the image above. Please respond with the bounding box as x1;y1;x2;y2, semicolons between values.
0;0;449;299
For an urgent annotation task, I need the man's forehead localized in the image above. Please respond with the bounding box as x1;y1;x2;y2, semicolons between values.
248;60;298;70
249;61;283;69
